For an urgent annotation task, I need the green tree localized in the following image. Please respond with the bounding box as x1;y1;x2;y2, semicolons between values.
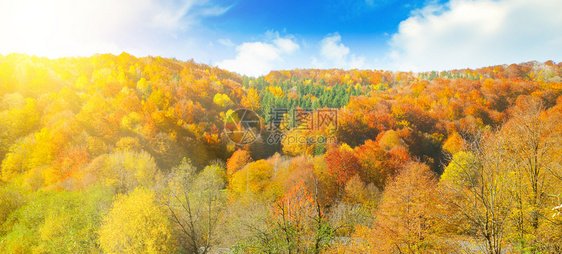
0;186;113;253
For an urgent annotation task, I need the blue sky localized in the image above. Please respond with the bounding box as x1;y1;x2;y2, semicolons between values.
1;0;562;76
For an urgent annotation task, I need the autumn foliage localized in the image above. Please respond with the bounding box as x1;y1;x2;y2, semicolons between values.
1;53;562;253
324;144;361;188
361;161;450;253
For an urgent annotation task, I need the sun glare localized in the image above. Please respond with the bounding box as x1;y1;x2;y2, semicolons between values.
0;0;124;58
4;1;59;57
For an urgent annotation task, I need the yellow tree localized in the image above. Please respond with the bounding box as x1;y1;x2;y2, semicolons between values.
440;131;516;254
281;129;315;156
0;97;40;157
241;87;261;111
359;161;451;253
98;187;175;254
165;160;227;254
97;151;161;193
499;97;562;251
226;149;253;178
350;162;450;253
229;159;274;196
1;135;35;182
213;93;234;108
442;131;465;155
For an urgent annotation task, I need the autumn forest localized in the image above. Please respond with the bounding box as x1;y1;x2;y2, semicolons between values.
0;53;561;253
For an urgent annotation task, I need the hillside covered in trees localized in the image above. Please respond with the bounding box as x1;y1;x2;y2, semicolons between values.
0;53;561;253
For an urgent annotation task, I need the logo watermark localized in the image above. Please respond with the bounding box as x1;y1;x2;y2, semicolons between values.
266;132;337;145
224;107;338;146
224;108;261;145
266;108;338;132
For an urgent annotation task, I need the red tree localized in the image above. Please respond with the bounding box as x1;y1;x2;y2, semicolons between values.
324;145;361;189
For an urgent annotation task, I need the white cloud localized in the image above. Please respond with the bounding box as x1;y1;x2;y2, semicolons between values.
312;33;365;69
217;33;300;77
0;0;230;58
274;37;299;54
389;0;562;71
218;38;235;47
320;34;350;66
